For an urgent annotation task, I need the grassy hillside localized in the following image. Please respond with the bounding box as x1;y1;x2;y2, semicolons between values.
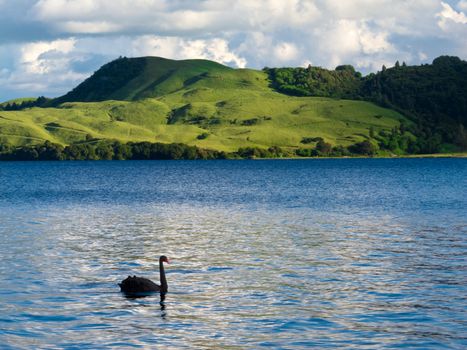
0;57;408;154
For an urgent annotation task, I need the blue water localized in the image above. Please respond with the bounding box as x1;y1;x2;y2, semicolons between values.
0;159;466;349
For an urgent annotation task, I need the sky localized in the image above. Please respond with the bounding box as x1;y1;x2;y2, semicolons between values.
0;0;466;101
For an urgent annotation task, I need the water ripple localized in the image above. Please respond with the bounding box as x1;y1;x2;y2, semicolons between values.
0;159;466;349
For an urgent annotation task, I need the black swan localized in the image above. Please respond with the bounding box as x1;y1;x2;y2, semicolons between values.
119;255;169;295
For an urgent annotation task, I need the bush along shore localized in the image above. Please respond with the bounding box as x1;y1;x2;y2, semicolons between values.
0;137;446;161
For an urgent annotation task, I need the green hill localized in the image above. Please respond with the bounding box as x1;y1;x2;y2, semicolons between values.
52;57;235;103
2;55;465;159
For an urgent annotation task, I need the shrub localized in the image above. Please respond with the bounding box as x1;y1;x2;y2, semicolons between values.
348;140;377;155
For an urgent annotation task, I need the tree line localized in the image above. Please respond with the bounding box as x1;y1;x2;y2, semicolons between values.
0;96;50;111
0;141;226;161
0;138;395;161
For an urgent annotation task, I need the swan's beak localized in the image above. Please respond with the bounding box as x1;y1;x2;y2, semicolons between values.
166;258;170;264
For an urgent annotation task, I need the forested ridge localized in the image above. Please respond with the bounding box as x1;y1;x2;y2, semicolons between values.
265;56;467;152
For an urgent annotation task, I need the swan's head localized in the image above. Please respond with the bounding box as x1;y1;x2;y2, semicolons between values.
160;255;170;264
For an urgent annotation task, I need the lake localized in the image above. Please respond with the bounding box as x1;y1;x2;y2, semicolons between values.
0;159;466;349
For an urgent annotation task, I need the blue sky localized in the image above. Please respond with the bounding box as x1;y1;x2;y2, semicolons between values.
0;0;466;101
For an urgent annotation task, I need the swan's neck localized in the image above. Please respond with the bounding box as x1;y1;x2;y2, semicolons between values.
160;260;168;293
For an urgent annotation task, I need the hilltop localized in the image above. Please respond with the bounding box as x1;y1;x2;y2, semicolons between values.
51;57;235;104
0;56;466;159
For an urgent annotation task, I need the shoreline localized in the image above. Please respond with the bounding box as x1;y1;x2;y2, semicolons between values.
0;153;466;162
251;152;467;160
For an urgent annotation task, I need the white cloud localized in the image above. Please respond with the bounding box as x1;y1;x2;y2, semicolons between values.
273;42;299;62
319;20;362;56
33;0;167;21
1;0;466;100
359;25;393;55
26;0;467;65
234;0;321;29
61;21;123;34
324;0;393;19
130;36;247;68
32;0;321;35
314;19;394;68
236;32;304;67
354;57;393;72
1;38;88;95
458;0;467;11
419;51;429;61
438;1;467;29
436;1;467;54
236;32;273;67
20;38;76;74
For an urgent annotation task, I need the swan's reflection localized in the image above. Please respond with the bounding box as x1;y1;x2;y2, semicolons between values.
122;292;167;318
160;293;166;318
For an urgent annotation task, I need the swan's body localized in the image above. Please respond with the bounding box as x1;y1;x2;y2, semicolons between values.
119;255;169;295
119;276;162;293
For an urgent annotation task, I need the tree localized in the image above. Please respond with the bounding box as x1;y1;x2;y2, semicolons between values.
455;124;467;150
95;143;114;160
348;140;377;155
38;141;64;160
16;147;39;160
113;141;132;160
0;144;12;154
315;140;332;155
